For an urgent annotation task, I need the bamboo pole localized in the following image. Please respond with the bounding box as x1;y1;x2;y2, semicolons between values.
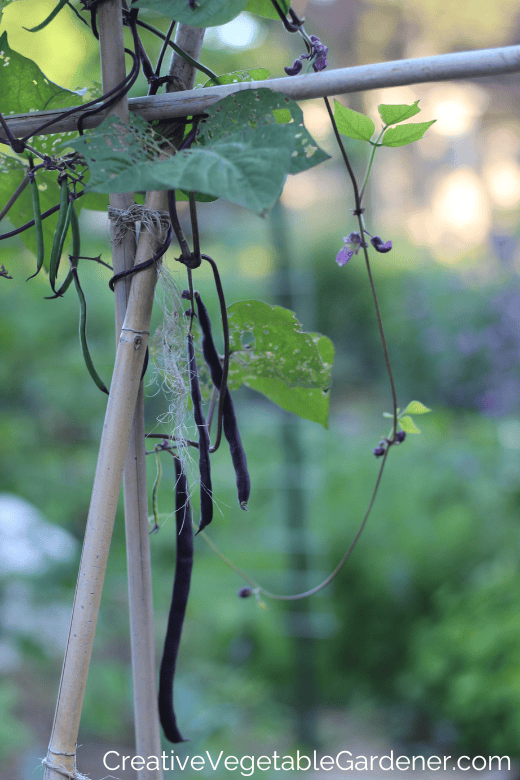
96;1;163;777
6;44;520;138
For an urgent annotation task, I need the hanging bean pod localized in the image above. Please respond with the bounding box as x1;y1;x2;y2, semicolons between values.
195;292;250;509
158;455;194;743
26;163;45;282
187;333;213;532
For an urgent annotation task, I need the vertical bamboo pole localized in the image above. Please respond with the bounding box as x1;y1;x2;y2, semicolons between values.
97;3;163;774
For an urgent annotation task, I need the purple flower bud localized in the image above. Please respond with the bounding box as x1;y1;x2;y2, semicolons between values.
336;247;354;267
373;446;385;457
238;587;253;598
313;55;328;72
284;59;303;76
395;430;406;443
371;236;393;253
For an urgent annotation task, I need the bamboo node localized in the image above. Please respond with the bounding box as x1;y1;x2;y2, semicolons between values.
107;204;170;244
41;757;90;780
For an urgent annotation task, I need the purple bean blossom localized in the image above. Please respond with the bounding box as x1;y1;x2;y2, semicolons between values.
335;232;363;267
284;34;328;76
371;235;393;253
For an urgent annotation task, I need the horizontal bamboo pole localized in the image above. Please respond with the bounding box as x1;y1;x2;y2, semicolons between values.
6;45;520;139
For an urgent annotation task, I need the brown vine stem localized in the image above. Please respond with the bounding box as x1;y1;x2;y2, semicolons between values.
198;449;390;601
323;95;398;434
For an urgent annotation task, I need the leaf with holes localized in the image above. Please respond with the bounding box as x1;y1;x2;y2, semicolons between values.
68;90;329;213
133;0;248;27
198;88;330;175
226;300;334;426
67;114;292;214
245;0;289;19
0;31;79;116
0;154;64;267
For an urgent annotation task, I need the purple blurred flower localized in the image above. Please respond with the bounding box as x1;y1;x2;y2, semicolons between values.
344;232;363;253
336;247;354;267
284;59;303;76
371;235;393;253
238;587;253;598
373;445;385;457
284;35;328;77
395;430;406;443
336;232;364;267
309;35;328;71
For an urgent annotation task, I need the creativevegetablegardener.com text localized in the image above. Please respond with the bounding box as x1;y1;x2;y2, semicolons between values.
103;749;511;775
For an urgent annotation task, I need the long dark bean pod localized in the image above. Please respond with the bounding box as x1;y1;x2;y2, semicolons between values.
158;455;194;743
195;292;250;510
187;333;213;532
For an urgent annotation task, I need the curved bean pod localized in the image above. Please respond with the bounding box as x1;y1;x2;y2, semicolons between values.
71;261;109;395
26;166;45;282
187;333;213;532
49;179;70;294
195;292;250;509
158;455;194;743
46;202;81;298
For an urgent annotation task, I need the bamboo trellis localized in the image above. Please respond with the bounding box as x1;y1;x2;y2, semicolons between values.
5;8;515;779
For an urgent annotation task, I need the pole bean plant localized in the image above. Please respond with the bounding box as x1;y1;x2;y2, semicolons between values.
0;0;434;774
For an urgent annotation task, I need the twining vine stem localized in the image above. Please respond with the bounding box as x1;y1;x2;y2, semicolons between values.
323;95;399;435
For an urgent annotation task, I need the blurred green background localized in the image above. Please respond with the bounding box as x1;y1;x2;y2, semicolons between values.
2;0;520;777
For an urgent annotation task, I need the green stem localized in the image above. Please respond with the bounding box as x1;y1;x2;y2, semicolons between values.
359;128;386;204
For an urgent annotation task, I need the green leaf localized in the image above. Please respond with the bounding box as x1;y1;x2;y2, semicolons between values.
199;89;330;176
67;114;291;215
333;100;375;142
245;0;288;19
202;68;270;87
69;90;329;214
402;400;432;415
226;300;334;427
0;31;79;115
381;120;436;147
378;101;421;126
133;0;248;27
399;415;422;434
0;154;63;266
